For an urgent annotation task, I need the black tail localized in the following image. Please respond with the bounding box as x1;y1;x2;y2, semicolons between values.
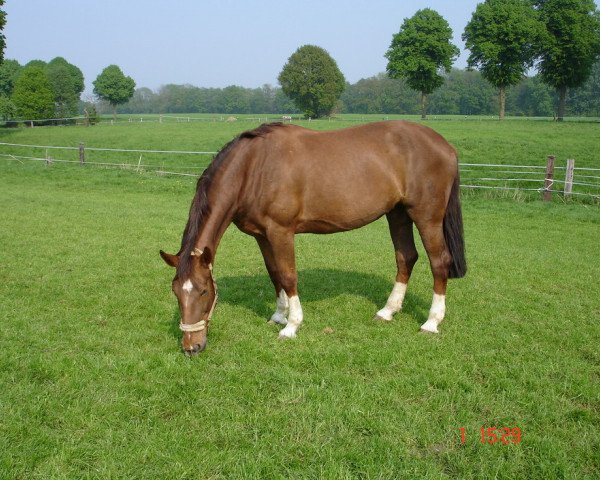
443;172;467;278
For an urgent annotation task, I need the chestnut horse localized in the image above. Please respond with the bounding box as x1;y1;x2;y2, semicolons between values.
160;121;466;354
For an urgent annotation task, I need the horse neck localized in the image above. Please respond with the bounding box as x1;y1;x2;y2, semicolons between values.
191;159;242;257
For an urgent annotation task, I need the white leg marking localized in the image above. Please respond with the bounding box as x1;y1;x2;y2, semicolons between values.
376;282;408;321
270;290;289;325
421;293;446;334
279;295;303;338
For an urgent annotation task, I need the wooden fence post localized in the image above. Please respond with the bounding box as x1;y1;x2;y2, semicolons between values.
79;143;85;165
543;155;555;202
564;159;575;197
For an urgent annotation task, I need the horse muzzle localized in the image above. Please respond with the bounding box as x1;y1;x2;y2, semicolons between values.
180;319;208;355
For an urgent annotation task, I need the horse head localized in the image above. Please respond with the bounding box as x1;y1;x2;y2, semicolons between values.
160;247;217;355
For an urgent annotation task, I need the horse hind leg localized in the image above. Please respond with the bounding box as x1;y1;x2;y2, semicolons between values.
413;218;452;334
375;207;418;321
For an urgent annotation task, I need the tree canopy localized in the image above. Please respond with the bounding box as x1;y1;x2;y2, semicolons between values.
93;65;136;117
11;66;54;120
0;0;6;64
0;59;22;97
385;8;459;119
534;0;600;120
278;45;345;118
463;0;544;119
46;57;84;118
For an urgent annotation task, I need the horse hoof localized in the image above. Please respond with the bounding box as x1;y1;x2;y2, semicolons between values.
419;320;439;334
373;314;392;322
278;327;297;339
270;313;288;325
183;343;204;356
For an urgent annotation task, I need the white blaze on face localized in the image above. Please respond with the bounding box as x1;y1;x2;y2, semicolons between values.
182;279;194;293
182;279;193;307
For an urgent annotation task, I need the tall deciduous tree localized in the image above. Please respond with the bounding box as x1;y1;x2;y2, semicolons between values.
93;65;135;118
0;59;22;97
463;0;543;119
0;0;6;63
46;57;84;118
278;45;345;118
385;8;459;119
534;0;600;120
11;66;54;120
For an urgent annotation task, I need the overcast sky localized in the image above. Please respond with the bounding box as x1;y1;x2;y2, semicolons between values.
5;0;483;96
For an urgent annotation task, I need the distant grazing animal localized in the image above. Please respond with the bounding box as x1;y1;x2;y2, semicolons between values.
161;121;466;354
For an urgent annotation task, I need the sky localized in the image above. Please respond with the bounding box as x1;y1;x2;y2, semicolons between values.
5;0;483;97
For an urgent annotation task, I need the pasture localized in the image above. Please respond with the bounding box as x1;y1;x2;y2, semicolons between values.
0;118;599;478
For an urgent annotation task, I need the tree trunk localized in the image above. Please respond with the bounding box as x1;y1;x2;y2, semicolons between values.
112;104;117;122
557;86;567;122
420;92;427;120
498;86;506;120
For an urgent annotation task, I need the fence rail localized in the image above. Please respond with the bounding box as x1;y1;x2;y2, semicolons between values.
0;141;598;200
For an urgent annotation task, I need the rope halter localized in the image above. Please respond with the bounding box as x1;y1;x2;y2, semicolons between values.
178;248;218;334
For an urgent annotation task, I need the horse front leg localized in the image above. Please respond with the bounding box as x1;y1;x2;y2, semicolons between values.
375;208;418;321
264;229;303;339
256;236;288;325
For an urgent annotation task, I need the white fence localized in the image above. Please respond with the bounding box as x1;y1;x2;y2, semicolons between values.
1;141;598;200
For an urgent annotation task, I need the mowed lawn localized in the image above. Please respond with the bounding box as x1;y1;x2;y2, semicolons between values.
0;120;599;478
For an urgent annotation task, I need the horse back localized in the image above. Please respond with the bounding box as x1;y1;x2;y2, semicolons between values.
234;121;458;234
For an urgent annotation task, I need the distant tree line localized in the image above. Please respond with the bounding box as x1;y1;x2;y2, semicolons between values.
1;56;599;120
343;66;600;117
109;84;299;115
104;63;600;118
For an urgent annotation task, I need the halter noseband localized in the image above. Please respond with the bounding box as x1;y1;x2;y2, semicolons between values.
179;248;218;334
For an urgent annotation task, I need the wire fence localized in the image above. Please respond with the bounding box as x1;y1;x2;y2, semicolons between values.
459;162;600;200
0;114;300;127
1;141;598;201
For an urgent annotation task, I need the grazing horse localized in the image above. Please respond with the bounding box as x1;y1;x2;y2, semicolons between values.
160;121;466;354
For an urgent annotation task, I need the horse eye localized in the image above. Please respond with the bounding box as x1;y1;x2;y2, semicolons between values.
200;290;208;297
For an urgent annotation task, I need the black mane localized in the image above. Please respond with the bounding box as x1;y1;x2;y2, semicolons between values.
176;123;287;277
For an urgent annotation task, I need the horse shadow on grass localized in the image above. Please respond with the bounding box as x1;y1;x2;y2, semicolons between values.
167;269;431;339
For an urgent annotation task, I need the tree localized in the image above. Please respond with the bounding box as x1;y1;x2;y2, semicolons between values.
0;0;6;63
93;65;135;118
0;59;22;97
568;59;600;116
278;45;345;118
506;75;554;116
46;57;84;118
0;94;15;120
385;8;459;119
220;85;251;114
341;73;420;114
535;0;600;120
122;87;158;114
463;0;544;119
11;66;54;120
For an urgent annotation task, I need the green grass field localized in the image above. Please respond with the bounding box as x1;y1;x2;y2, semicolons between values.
1;119;599;478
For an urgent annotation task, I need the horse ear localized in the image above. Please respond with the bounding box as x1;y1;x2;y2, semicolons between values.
200;247;213;267
160;250;179;268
